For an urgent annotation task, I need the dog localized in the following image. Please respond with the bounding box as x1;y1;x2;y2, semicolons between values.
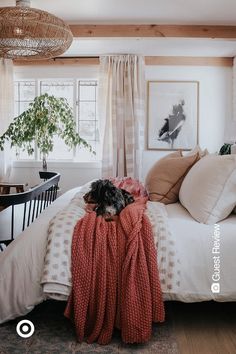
83;179;134;220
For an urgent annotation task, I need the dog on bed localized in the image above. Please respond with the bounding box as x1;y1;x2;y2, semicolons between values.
83;179;134;220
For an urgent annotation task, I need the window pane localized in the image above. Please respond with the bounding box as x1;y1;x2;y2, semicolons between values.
19;101;32;114
14;81;36;116
14;81;36;160
76;142;99;162
39;81;74;160
14;102;18;117
40;81;74;107
79;121;96;141
79;101;96;120
14;83;18;101
77;80;99;162
20;82;36;101
79;82;96;101
47;136;73;160
15;149;34;160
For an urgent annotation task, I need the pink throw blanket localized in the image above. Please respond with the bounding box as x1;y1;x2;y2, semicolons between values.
64;198;165;344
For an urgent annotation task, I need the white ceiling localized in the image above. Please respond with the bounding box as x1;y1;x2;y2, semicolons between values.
65;38;236;57
2;0;236;25
1;0;236;57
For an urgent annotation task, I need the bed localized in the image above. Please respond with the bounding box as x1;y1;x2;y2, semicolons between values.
0;183;236;324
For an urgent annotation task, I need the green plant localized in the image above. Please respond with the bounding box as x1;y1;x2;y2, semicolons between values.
0;93;93;170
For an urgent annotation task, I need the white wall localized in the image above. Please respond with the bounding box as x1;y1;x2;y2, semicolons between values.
14;65;99;80
11;64;233;191
142;65;233;180
10;161;101;195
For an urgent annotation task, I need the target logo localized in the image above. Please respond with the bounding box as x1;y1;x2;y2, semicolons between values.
16;320;35;338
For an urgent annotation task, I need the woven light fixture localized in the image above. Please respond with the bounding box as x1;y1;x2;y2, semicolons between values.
0;0;73;60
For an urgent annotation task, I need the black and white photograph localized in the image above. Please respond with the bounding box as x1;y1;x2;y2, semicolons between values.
147;81;199;150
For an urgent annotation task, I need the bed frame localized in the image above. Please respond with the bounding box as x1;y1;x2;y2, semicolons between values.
0;171;60;245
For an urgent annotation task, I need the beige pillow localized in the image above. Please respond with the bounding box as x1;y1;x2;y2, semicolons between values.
145;151;199;204
179;155;236;224
185;145;209;158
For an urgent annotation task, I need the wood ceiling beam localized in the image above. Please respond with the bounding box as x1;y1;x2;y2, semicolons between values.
13;57;99;66
13;56;233;67
69;24;236;39
145;56;233;66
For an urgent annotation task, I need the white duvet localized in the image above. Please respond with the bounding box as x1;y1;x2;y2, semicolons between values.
0;185;236;324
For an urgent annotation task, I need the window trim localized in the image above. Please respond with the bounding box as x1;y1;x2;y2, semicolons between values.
12;160;101;169
13;78;100;163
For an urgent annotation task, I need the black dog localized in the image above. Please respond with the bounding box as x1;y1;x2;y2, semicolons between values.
83;179;134;219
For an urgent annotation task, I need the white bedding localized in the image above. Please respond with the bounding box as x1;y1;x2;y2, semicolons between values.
0;185;236;324
165;203;236;302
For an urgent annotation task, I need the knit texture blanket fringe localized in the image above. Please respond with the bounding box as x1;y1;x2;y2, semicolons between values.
64;197;165;345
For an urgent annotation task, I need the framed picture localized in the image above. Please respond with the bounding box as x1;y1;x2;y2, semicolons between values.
147;81;199;150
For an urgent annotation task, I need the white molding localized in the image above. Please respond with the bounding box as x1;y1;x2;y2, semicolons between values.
12;160;101;169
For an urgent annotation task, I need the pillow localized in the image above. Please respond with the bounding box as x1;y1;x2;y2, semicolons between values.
179;155;236;224
185;145;209;158
145;151;200;204
231;144;236;154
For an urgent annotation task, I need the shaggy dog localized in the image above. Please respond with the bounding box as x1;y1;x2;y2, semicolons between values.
83;179;134;219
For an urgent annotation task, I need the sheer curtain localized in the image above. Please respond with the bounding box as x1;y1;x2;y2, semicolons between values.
98;55;145;179
0;59;14;182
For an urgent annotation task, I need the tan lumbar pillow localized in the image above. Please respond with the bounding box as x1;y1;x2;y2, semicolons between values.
145;151;200;204
179;154;236;224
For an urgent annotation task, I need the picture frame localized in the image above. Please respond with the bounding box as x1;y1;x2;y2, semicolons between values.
147;80;199;151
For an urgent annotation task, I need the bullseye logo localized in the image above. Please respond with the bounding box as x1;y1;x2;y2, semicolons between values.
16;320;35;338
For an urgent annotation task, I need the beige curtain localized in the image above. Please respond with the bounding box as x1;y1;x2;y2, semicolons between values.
0;59;14;182
99;55;145;179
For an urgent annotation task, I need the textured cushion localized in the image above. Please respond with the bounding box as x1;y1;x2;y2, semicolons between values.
179;155;236;224
145;151;199;204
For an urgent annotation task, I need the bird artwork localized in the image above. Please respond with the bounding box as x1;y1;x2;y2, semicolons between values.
158;100;186;149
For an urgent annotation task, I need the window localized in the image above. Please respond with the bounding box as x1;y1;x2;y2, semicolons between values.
40;80;74;160
14;81;36;159
14;79;100;162
14;81;36;116
77;80;99;162
40;80;74;107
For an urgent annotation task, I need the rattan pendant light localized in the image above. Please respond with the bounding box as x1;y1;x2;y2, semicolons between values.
0;0;73;60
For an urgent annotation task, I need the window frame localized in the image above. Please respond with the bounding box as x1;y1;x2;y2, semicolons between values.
13;77;100;163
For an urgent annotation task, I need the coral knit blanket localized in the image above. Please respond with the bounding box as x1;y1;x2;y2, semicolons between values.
64;197;165;345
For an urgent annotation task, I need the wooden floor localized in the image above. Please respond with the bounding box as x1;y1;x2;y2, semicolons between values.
168;301;236;354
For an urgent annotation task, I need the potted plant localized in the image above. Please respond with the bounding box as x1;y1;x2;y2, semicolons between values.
0;93;93;170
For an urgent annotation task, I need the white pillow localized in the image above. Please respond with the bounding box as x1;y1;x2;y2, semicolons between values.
179;155;236;224
185;145;209;158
